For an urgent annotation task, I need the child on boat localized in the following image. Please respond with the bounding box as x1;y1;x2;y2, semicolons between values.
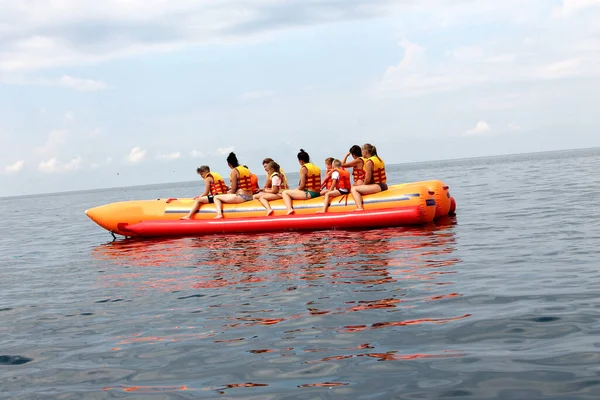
180;166;228;220
320;157;335;195
317;159;351;213
257;161;288;216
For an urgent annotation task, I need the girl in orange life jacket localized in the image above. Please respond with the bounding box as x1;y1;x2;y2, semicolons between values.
319;157;335;195
281;149;322;215
317;159;352;213
180;165;228;220
341;144;366;186
213;152;255;219
350;143;388;211
257;161;288;216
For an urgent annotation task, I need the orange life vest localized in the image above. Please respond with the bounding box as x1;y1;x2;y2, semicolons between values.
322;168;334;189
250;173;259;194
352;157;366;183
234;165;253;191
366;156;386;184
302;162;321;192
208;172;228;195
334;167;351;191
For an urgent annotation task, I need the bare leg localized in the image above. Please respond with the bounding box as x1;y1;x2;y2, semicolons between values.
259;196;273;216
213;196;224;219
351;185;382;210
180;197;208;219
213;194;246;219
351;187;363;210
282;191;294;214
317;192;331;213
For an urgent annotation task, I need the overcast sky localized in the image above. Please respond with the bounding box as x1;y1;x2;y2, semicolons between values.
1;0;599;197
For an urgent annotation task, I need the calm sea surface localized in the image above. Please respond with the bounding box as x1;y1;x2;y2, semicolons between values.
1;148;600;399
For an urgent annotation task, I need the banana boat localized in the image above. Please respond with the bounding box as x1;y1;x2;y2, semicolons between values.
85;180;456;238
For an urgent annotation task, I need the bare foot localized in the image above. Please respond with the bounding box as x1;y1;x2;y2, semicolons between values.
352;208;364;212
179;216;191;220
286;209;295;215
316;210;326;214
214;215;223;219
266;209;274;216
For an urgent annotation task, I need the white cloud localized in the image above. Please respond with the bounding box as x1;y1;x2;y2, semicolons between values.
508;123;524;131
128;146;146;163
463;121;491;136
0;1;402;73
64;111;75;123
216;146;235;155
35;129;68;155
89;127;102;138
156;151;181;160
38;156;82;173
553;0;600;17
538;58;582;79
4;160;24;173
190;149;206;158
239;90;277;101
39;158;58;173
58;75;108;91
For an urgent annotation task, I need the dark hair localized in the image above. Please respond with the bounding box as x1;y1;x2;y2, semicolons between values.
262;157;274;165
325;157;334;165
297;149;310;163
349;145;362;158
226;152;240;167
197;165;210;173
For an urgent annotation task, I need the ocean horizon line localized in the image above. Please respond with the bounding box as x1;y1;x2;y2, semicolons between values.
2;146;598;200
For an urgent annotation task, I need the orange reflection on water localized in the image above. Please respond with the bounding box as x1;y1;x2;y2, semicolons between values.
92;221;459;294
340;314;471;333
298;382;350;387
307;350;465;364
102;385;192;393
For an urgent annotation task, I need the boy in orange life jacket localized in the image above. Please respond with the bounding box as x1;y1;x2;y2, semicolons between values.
320;157;335;195
244;165;260;194
180;165;229;220
317;159;351;213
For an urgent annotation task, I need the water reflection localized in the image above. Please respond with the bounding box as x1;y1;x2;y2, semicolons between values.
90;221;467;394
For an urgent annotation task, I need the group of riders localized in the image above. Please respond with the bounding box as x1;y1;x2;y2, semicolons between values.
180;143;388;219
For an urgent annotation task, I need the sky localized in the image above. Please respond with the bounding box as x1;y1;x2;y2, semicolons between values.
1;0;599;197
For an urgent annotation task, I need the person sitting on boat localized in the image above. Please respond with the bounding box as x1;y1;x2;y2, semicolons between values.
244;165;260;194
253;157;287;199
281;149;322;215
341;144;366;186
257;161;288;216
180;165;228;220
350;143;388;211
319;157;335;195
317;159;351;213
213;152;255;219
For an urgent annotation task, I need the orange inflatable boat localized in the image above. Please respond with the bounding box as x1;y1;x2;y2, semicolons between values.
85;180;456;238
